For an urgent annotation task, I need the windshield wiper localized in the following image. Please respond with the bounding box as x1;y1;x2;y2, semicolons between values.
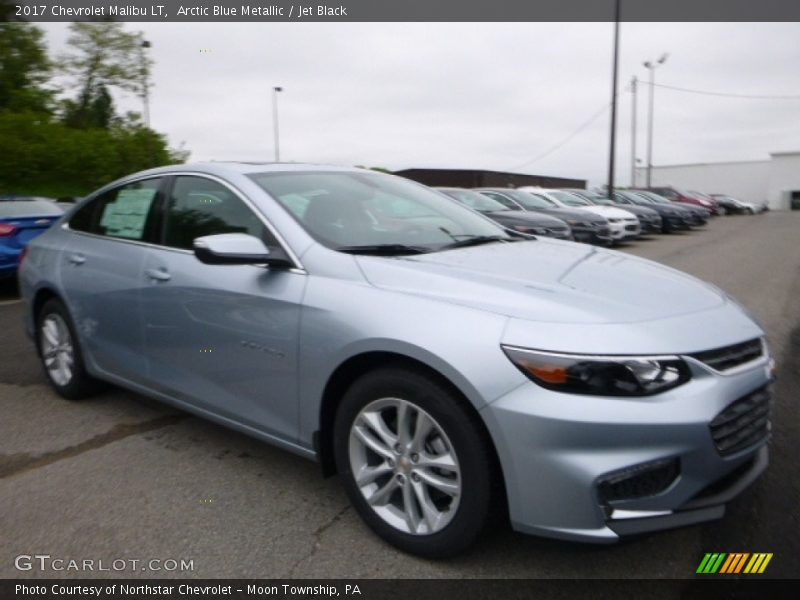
439;235;514;250
335;244;430;256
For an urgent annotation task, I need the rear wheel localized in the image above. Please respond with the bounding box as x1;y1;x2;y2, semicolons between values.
37;298;102;399
334;367;495;557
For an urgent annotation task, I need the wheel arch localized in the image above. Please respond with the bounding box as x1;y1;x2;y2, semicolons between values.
315;350;506;508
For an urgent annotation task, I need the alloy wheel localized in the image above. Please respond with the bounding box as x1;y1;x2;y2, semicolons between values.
41;314;75;386
348;397;461;535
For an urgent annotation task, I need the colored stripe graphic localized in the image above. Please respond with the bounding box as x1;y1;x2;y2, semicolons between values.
698;552;773;574
720;553;749;573
697;553;727;573
744;553;773;574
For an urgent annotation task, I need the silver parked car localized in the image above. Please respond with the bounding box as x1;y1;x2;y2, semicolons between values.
20;163;773;557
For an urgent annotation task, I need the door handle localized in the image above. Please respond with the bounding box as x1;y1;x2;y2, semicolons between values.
145;268;171;282
67;253;86;265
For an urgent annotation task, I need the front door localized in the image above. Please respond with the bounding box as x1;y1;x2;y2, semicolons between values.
140;175;306;442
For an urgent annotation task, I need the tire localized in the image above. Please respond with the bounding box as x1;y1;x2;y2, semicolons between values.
36;298;102;400
333;366;495;558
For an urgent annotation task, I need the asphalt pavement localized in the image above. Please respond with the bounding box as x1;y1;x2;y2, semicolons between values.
1;211;798;579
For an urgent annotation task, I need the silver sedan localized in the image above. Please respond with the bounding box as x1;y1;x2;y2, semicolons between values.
20;163;773;557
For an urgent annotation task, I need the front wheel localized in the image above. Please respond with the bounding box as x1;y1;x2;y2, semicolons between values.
334;367;495;557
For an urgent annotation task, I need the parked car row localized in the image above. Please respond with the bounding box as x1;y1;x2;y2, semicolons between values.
14;164;774;558
436;186;708;246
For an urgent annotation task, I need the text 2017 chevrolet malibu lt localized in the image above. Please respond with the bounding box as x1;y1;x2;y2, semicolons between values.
20;163;773;557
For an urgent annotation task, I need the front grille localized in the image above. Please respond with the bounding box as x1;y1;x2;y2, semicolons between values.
624;224;638;232
597;226;611;236
710;387;771;456
598;458;680;503
690;338;763;372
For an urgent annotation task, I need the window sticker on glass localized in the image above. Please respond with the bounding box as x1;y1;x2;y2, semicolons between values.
100;187;157;239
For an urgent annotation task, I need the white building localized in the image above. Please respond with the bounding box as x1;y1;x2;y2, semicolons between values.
635;151;800;210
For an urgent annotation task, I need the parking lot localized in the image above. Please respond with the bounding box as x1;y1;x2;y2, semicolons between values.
1;211;798;579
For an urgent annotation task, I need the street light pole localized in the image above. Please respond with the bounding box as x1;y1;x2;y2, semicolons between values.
643;53;668;188
140;40;151;129
630;75;637;187
272;86;283;161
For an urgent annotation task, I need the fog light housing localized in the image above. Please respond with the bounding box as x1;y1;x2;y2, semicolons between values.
597;458;680;503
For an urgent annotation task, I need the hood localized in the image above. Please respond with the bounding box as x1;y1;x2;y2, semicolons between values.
485;210;568;227
576;206;637;220
533;207;607;224
611;204;658;217
356;238;727;325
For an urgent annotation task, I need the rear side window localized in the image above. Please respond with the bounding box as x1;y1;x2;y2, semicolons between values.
162;176;276;250
69;178;162;241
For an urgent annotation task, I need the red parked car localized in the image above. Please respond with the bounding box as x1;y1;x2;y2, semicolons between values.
638;187;721;215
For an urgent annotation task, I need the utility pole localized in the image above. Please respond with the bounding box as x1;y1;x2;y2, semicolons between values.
606;0;621;199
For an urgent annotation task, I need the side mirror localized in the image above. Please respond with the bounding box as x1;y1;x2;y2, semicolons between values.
193;233;292;267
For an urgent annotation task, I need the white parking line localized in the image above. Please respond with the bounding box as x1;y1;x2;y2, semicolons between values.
0;299;21;306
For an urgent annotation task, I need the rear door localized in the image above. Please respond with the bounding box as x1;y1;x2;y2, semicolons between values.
59;177;165;384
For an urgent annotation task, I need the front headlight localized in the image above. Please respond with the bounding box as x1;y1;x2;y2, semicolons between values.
608;218;620;223
502;346;691;397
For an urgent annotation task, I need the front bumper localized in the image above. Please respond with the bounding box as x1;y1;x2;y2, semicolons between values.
573;225;612;245
481;353;772;543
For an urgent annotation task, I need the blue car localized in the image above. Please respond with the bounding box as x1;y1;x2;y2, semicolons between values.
0;197;63;280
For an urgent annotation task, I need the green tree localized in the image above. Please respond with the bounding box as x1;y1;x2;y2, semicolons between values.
0;23;54;114
58;22;151;128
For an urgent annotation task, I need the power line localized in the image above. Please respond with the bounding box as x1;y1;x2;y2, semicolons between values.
647;81;800;100
509;103;610;170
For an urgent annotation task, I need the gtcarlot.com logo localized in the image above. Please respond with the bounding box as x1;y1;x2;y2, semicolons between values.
696;552;773;574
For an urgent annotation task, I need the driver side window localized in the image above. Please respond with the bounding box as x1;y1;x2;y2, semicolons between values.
163;176;277;250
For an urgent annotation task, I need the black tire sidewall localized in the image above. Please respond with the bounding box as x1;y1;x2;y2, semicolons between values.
333;367;493;558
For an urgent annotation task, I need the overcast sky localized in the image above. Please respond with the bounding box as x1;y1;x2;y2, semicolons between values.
40;22;800;186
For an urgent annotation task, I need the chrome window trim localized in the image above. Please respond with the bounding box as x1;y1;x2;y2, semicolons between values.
63;170;307;274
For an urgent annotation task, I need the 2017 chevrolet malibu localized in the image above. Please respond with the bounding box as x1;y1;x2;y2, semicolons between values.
20;163;773;557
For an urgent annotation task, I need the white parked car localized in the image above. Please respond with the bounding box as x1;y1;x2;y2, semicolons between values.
518;187;641;243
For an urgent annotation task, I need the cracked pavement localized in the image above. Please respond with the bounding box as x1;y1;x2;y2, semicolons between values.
1;212;798;578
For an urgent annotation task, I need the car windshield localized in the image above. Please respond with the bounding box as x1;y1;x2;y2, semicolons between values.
639;192;670;204
439;188;511;212
0;198;63;217
550;191;590;207
249;171;510;253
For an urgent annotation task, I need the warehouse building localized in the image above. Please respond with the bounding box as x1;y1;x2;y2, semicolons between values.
393;168;586;190
635;151;800;210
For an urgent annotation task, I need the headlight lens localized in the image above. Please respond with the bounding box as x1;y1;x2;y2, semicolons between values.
502;346;691;396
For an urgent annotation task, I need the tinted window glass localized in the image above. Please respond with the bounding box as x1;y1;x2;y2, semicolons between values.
69;178;161;241
163;176;275;250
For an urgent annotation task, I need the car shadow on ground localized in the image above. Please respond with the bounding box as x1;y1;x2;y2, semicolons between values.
0;278;20;301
